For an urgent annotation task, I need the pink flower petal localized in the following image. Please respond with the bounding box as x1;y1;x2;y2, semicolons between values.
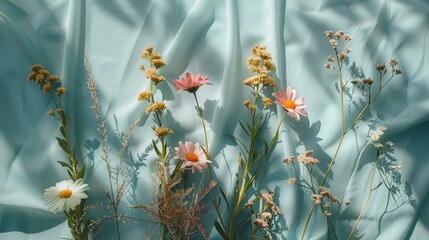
286;87;292;100
290;89;296;101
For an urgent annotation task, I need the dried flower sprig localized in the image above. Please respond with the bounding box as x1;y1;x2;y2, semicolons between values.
135;47;214;239
223;45;296;239
346;126;396;240
300;31;402;240
28;64;89;240
248;191;282;239
86;59;141;240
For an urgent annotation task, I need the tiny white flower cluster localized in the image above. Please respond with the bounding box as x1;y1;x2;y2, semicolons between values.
368;125;387;148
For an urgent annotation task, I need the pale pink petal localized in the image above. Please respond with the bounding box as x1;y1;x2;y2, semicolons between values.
290;111;300;121
286;87;292;100
290;89;296;101
296;109;308;116
294;97;305;105
184;141;194;153
278;89;288;100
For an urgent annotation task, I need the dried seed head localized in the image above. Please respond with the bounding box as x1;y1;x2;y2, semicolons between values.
324;30;334;38
335;30;344;39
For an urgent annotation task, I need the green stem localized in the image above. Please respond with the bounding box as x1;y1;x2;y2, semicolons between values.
301;48;345;240
193;92;209;155
346;149;381;240
228;87;259;238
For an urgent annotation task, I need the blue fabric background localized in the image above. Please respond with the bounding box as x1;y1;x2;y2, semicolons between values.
1;0;428;239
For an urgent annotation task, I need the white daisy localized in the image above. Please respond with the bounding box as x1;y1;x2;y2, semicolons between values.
43;178;89;213
174;141;211;173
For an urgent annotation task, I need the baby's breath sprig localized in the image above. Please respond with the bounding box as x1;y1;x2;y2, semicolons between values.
301;31;402;240
28;64;88;240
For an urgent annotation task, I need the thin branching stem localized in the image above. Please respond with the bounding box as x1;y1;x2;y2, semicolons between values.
346;149;381;240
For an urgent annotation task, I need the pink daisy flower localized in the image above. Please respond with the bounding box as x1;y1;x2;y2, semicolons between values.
272;87;308;121
173;73;211;93
174;141;211;173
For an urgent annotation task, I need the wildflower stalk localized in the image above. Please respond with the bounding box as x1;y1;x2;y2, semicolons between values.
346;148;381;240
193;92;209;155
192;91;229;233
27;64;88;240
301;32;401;240
228;84;264;238
301;46;346;240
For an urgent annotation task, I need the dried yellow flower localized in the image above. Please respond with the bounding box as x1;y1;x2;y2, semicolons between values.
154;127;174;137
247;56;261;67
141;46;155;59
47;109;55;116
35;74;44;82
55;87;67;97
137;91;153;101
152;59;166;69
262;97;272;108
152;53;161;60
47;76;60;82
249;104;257;111
282;156;294;164
145;68;165;85
29;64;43;72
261;76;276;87
145;102;167;115
264;60;275;71
42;84;52;92
243;76;260;87
243;99;250;106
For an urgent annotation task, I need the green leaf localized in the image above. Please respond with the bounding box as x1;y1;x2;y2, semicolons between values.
236;213;253;228
56;137;70;154
59;110;67;124
236;153;243;170
244;169;258;192
59;126;67;138
220;187;231;213
267;129;280;157
152;140;162;157
57;160;71;169
67;216;73;228
226;132;249;153
214;220;230;240
76;166;86;179
67;170;73;179
238;121;250;136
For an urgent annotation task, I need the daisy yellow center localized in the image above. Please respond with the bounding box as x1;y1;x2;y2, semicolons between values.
283;100;296;109
186;152;199;162
59;189;73;199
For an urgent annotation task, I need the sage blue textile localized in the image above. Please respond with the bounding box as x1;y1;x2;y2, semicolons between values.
1;0;428;239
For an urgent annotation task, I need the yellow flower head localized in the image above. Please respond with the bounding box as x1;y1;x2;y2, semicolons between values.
137;91;153;101
145;102;167;115
55;87;68;97
145;68;165;85
262;97;273;108
154;127;174;137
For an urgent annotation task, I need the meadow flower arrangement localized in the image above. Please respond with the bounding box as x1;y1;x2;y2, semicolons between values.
26;30;407;239
27;65;90;240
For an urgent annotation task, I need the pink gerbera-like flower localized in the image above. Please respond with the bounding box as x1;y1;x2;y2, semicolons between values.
272;87;308;121
174;141;211;173
173;73;211;93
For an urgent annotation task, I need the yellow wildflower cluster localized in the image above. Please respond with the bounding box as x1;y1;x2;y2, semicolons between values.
244;45;276;88
139;46;167;85
145;102;167;115
137;91;153;101
27;64;66;95
154;127;174;137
